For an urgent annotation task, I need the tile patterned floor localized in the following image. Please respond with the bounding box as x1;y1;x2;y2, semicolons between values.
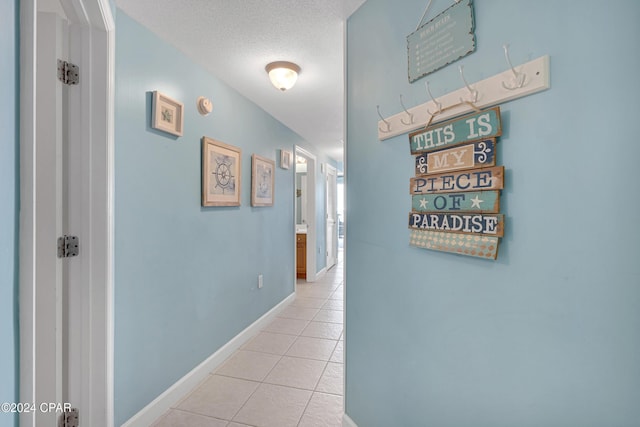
152;253;344;427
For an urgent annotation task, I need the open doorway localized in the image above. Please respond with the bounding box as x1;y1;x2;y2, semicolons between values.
294;147;317;282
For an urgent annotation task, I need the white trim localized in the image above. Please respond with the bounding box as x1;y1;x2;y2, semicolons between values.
292;145;298;292
343;413;359;427
121;293;296;427
341;15;349;427
18;1;37;425
341;18;349;427
325;163;338;270
75;1;116;424
315;266;327;281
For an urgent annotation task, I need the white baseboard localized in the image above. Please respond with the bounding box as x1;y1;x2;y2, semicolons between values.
343;413;359;427
121;292;296;427
315;266;327;281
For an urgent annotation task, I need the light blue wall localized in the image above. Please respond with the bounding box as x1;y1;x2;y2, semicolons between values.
0;1;19;427
114;11;308;424
345;1;640;426
107;0;116;21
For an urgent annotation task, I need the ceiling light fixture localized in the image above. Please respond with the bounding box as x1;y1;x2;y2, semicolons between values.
265;61;301;92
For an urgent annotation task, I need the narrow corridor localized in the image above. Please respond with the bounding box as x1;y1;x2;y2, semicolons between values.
152;252;344;427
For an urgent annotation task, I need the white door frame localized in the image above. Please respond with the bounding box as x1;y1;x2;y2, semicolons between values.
295;147;317;282
19;0;115;425
325;163;337;270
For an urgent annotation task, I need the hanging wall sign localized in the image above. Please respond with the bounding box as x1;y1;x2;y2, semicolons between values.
408;106;508;260
407;0;476;83
409;107;501;154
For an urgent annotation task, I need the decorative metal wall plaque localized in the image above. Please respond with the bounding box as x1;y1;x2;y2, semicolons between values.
407;0;476;83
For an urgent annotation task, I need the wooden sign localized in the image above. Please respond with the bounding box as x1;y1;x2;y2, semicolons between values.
415;139;496;176
409;212;504;237
412;191;500;213
410;165;504;195
407;0;476;82
409;107;502;154
409;229;499;260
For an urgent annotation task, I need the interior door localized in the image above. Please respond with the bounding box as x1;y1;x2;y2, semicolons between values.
33;8;81;425
326;165;337;269
22;1;113;425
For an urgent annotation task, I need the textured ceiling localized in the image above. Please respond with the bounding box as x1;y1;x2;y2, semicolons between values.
115;0;368;162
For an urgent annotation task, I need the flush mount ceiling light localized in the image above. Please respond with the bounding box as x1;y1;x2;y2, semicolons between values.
265;61;301;92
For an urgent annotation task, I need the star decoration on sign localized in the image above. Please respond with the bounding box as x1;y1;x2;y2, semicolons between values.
470;195;484;209
419;198;428;208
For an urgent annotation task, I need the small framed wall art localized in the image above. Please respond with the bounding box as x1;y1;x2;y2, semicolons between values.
152;91;184;136
202;137;242;207
251;154;275;207
280;150;292;169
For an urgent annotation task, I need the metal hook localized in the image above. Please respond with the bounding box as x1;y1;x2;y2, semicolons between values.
377;105;391;133
425;82;442;116
458;65;478;103
501;44;526;90
399;95;414;125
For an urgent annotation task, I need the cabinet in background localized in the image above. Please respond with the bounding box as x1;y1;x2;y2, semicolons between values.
296;233;306;279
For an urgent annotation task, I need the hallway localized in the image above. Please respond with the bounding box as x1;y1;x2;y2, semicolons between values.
152;252;344;427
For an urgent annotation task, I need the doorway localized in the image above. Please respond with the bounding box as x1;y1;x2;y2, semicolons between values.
294;147;317;282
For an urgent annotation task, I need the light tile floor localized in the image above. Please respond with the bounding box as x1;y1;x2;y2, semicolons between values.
152;252;344;427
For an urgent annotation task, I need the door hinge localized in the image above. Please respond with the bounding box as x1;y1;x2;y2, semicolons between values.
57;59;79;85
61;408;79;427
57;235;79;258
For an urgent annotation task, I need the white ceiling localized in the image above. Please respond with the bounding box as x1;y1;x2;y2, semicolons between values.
115;0;368;162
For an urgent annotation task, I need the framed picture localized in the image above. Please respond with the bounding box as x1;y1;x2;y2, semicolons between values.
280;150;292;169
251;154;275;207
202;137;242;206
151;91;184;137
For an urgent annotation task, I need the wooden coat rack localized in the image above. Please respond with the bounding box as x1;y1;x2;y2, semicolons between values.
377;52;550;140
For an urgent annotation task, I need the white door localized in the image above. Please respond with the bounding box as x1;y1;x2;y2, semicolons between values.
326;165;337;269
21;1;114;425
30;8;81;425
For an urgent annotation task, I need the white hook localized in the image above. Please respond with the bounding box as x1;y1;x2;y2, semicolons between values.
501;44;526;90
377;105;391;133
458;65;478;103
399;95;414;125
425;82;442;116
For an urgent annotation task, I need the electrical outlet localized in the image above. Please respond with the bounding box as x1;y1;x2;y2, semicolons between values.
258;274;263;289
